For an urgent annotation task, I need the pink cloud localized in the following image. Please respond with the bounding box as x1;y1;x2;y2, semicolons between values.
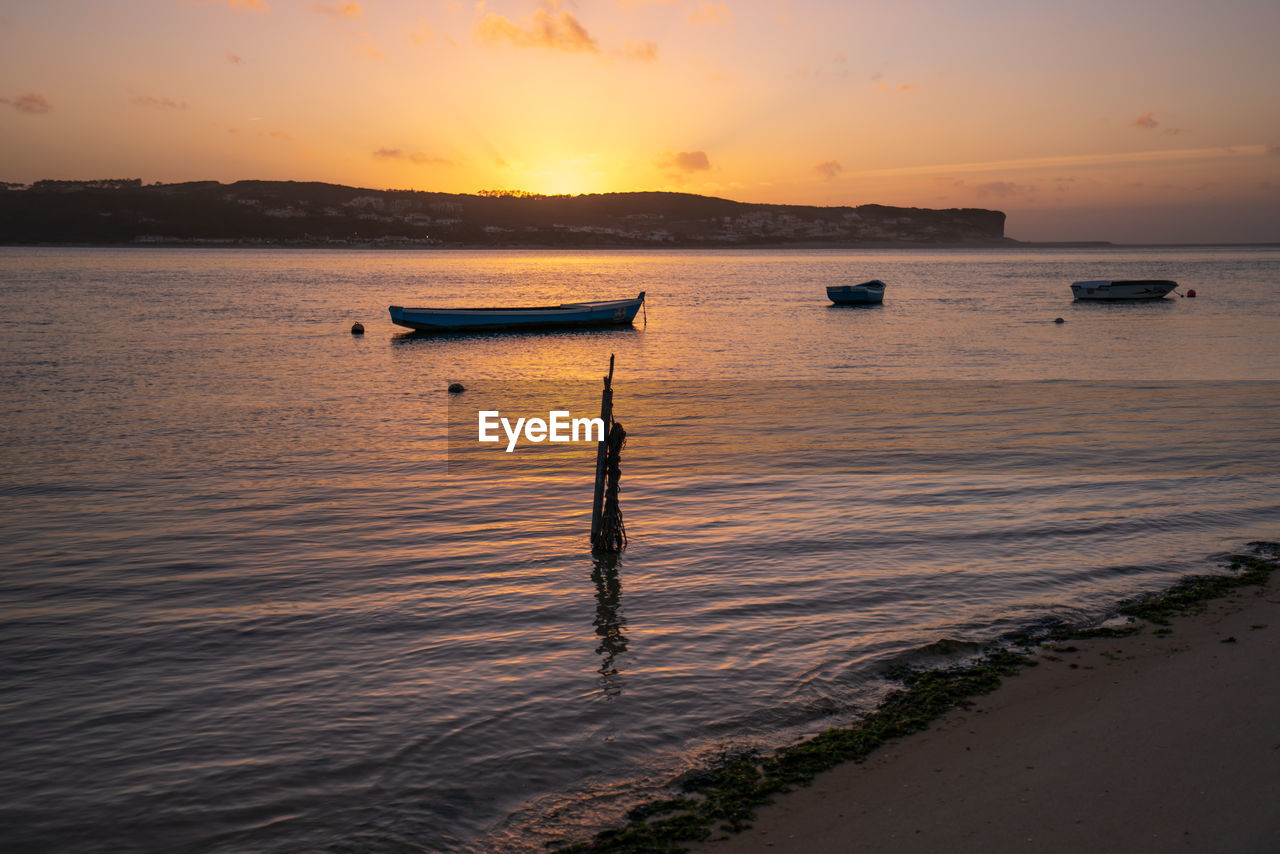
132;95;187;110
1133;111;1184;135
201;0;270;11
976;180;1030;198
622;39;658;62
687;2;730;25
410;22;436;45
872;74;916;94
476;3;598;53
313;2;362;21
2;92;52;114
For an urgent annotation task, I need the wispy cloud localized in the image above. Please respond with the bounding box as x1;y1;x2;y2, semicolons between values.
132;95;188;110
853;145;1270;178
1133;111;1183;135
199;0;270;12
931;178;1038;203
309;2;382;58
475;2;598;53
974;180;1031;198
621;39;658;62
313;2;362;21
410;21;436;45
821;52;848;79
871;72;915;94
1133;111;1159;130
373;148;451;166
687;2;730;25
227;125;293;141
2;92;52;114
815;160;843;181
410;18;462;49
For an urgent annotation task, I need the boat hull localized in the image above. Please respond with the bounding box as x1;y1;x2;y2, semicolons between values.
827;281;886;305
1071;280;1177;300
389;294;644;332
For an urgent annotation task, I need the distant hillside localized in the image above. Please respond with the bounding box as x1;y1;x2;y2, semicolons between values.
0;180;1008;247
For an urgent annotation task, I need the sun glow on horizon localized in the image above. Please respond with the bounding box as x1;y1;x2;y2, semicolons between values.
1;0;1278;242
505;154;610;198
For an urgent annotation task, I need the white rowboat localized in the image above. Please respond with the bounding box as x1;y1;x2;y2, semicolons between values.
1071;280;1177;300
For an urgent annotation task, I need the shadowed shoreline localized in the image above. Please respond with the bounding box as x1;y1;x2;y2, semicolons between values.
556;543;1280;853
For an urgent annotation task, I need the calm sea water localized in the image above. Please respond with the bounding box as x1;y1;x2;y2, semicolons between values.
1;246;1278;852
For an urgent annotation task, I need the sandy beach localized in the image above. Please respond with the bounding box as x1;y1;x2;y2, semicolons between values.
690;579;1280;854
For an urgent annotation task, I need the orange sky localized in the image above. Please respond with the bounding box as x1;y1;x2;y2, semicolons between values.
2;0;1278;242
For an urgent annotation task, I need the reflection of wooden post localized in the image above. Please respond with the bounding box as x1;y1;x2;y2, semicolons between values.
590;355;615;545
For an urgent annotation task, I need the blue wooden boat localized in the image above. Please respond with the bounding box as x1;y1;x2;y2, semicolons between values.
827;280;886;305
389;292;645;332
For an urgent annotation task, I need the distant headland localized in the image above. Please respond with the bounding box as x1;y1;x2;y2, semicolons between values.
0;179;1017;248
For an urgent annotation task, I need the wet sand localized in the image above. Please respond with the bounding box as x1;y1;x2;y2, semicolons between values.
691;581;1280;853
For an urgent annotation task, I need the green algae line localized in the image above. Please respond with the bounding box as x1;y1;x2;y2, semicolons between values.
552;648;1034;854
552;541;1278;854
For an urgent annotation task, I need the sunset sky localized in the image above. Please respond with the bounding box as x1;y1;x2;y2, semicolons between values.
2;0;1278;242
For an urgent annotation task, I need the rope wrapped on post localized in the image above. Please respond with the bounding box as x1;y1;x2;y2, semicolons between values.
594;421;627;552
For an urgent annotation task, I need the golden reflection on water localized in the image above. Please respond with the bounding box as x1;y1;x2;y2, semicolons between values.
445;379;1280;486
6;248;1279;854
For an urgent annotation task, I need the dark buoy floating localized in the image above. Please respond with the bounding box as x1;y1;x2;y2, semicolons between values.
351;322;365;335
1054;317;1065;323
1187;288;1197;298
448;383;466;394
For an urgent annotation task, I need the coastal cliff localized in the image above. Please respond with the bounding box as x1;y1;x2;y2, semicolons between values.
0;180;1007;247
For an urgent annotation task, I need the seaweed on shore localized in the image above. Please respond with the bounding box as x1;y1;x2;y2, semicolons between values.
550;648;1033;853
551;542;1278;854
1036;541;1280;642
1115;541;1279;626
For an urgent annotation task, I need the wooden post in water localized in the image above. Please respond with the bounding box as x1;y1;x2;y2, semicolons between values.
590;355;615;546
